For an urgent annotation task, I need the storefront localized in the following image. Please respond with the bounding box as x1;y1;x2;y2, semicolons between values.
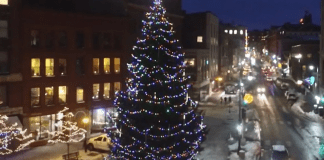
91;107;118;133
29;113;63;140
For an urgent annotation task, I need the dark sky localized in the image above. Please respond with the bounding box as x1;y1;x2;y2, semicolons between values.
182;0;321;30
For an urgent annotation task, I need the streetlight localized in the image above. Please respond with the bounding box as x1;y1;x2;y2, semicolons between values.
82;117;89;152
82;117;89;128
309;65;314;70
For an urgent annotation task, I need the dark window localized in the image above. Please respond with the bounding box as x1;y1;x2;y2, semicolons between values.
58;32;68;48
31;30;40;47
76;58;85;75
0;86;6;107
45;32;54;49
114;34;122;50
92;33;100;50
76;32;84;49
0;51;8;74
103;33;112;49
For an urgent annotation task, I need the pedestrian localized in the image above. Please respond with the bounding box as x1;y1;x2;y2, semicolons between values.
84;137;88;153
229;97;232;103
220;97;223;104
224;97;227;104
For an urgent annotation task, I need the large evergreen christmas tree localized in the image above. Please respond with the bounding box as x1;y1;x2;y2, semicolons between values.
111;0;205;159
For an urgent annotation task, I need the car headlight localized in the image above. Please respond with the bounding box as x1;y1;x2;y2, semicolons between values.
257;88;261;92
262;88;265;92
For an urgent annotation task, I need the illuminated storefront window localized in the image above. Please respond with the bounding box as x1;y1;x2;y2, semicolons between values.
92;107;118;131
29;114;56;140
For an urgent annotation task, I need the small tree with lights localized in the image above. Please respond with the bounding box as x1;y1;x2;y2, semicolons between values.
111;0;206;159
48;107;86;144
0;114;35;155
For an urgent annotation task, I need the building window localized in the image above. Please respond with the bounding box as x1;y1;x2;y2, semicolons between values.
31;30;40;47
45;58;54;77
184;58;195;67
76;32;85;49
0;86;6;107
0;0;8;5
229;30;233;34
59;86;67;104
92;107;118;130
31;58;40;77
45;32;54;49
114;82;121;96
103;83;110;99
234;30;237;34
59;59;67;76
114;58;120;73
31;87;40;107
240;30;243;35
92;83;100;100
104;58;110;74
45;87;54;105
92;33;100;50
0;51;8;74
224;30;228;33
93;58;100;74
58;32;67;48
103;33;112;49
197;36;203;43
76;58;85;75
114;34;122;49
76;87;84;103
0;20;8;38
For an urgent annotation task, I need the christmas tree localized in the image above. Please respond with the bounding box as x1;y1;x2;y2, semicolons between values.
111;0;205;159
48;107;86;144
0;114;35;155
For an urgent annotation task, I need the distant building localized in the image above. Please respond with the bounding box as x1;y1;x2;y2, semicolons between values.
182;12;219;101
248;29;268;57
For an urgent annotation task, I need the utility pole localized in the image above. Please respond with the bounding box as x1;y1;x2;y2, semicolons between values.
237;51;243;155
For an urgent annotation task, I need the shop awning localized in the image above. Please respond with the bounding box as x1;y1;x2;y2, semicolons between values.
7;116;23;129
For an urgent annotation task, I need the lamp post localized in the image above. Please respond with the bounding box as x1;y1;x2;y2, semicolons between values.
82;117;89;152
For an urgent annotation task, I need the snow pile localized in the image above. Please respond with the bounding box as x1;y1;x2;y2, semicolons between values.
244;121;261;141
228;141;261;160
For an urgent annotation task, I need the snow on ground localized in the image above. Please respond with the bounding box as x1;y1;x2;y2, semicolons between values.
228;141;261;160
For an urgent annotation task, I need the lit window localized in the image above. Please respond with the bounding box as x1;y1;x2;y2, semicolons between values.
234;30;237;34
92;83;100;100
114;82;121;97
76;87;84;103
31;58;40;77
59;59;67;76
45;86;54;105
114;58;120;73
59;86;67;104
0;86;6;107
104;83;110;99
0;20;8;38
104;58;110;74
229;30;233;34
31;87;40;107
197;36;203;43
93;58;99;74
45;58;54;77
240;30;243;35
31;30;40;47
184;58;195;67
0;0;8;5
224;30;228;33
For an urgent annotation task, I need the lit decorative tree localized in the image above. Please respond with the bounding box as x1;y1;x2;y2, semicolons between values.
48;107;86;144
0;114;35;155
111;0;205;159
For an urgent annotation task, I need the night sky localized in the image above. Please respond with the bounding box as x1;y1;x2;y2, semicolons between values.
182;0;321;30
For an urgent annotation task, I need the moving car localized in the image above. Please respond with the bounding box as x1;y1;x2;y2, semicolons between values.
257;86;266;94
271;145;290;160
87;134;113;151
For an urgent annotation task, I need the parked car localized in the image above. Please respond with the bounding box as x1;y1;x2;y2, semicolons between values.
271;145;290;160
280;83;288;90
287;93;297;101
87;134;112;151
